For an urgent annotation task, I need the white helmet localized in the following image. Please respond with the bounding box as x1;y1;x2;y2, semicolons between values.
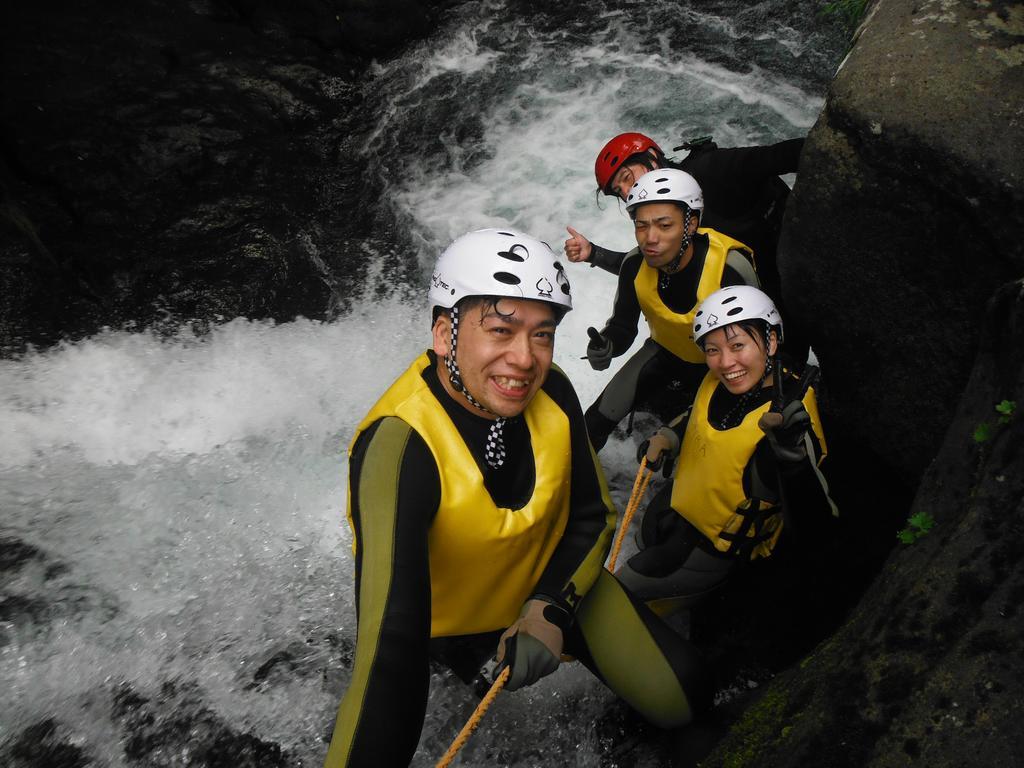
625;168;704;217
429;228;572;313
692;285;783;344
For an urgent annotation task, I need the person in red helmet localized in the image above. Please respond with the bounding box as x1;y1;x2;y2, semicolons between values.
565;131;803;332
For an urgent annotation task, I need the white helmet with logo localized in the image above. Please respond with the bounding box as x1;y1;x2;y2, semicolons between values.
429;228;572;313
692;285;783;344
625;168;704;217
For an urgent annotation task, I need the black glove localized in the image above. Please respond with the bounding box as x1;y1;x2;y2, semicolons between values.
764;400;811;462
586;327;614;371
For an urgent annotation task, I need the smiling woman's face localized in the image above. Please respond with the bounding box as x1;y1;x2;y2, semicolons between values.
702;323;776;395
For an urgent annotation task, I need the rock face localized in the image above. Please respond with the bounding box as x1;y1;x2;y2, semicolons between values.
700;1;1024;764
702;279;1024;768
779;0;1024;482
0;0;453;353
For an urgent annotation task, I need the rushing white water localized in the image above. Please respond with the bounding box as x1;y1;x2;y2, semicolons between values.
1;2;840;765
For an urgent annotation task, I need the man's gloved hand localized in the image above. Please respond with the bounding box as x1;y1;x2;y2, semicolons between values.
636;427;680;477
586;327;614;371
763;400;811;463
495;598;569;691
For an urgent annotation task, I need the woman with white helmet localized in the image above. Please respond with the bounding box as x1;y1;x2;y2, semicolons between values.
583;168;761;452
615;285;837;614
325;228;710;768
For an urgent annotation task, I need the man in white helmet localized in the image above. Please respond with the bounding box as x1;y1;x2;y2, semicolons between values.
565;132;808;363
324;229;709;768
583;168;761;452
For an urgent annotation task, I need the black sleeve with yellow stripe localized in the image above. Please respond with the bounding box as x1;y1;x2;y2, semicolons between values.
530;365;617;613
324;416;438;768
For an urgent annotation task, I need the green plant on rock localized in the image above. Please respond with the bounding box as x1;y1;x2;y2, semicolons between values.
995;399;1016;424
821;0;869;29
973;400;1016;443
897;511;934;545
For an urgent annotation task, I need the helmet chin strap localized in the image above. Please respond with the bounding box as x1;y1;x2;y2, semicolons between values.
444;305;507;469
657;208;693;289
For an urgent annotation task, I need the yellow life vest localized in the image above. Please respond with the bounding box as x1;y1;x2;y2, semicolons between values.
634;229;754;363
670;371;827;559
348;353;572;637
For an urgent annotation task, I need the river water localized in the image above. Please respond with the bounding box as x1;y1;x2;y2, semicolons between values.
1;2;845;765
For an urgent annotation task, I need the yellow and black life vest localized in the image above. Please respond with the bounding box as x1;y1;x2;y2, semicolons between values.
348;353;572;637
670;371;827;559
634;229;753;363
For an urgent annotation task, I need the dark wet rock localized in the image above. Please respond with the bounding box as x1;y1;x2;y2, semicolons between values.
779;0;1024;486
0;535;43;573
0;0;457;353
1;718;94;768
701;279;1024;768
113;679;288;767
0;534;121;647
687;3;1024;763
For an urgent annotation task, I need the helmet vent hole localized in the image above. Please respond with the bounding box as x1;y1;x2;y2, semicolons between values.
498;244;528;262
497;231;516;237
721;296;738;305
726;307;745;316
656;186;671;194
493;272;522;285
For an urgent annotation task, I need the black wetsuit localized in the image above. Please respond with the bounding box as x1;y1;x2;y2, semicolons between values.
584;233;756;451
326;353;709;767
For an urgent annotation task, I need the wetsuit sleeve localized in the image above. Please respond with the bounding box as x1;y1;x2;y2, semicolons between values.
724;249;760;288
324;417;440;768
750;417;837;548
599;250;644;354
728;138;804;179
680;138;804;216
665;406;692;443
531;368;617;613
588;243;628;274
690;140;803;188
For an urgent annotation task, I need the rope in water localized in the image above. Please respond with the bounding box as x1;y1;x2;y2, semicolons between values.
436;460;652;765
435;666;510;768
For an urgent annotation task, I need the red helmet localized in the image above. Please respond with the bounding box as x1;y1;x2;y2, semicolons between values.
594;132;662;193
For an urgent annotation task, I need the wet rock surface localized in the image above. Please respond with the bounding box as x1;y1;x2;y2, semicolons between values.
1;0;455;353
702;279;1024;768
779;0;1024;483
0;534;121;648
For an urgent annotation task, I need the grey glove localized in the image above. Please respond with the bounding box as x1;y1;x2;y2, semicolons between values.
586;326;614;371
636;426;680;477
764;400;811;462
495;599;569;691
